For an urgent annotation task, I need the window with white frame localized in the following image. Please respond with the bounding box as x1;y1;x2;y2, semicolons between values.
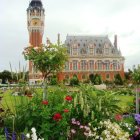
81;60;87;70
104;60;110;70
73;60;78;70
113;60;117;70
97;60;102;70
89;60;94;70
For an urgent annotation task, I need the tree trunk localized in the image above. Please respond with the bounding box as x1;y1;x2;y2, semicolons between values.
43;78;47;100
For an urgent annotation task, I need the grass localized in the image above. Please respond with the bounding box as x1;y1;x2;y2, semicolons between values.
0;89;29;113
116;95;134;112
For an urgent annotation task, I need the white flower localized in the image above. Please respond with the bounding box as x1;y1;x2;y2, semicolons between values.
26;133;30;138
31;127;36;133
84;126;90;131
71;129;76;134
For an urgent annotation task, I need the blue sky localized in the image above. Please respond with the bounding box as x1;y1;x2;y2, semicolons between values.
0;0;140;71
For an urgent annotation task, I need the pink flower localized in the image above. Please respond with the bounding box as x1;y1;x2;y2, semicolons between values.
115;114;122;121
72;121;77;124
80;125;84;129
76;121;80;125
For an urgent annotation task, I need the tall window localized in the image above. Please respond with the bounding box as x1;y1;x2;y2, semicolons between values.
73;60;78;70
104;60;110;70
113;60;117;70
65;61;69;70
89;60;94;70
73;46;77;55
81;60;87;70
97;60;102;70
89;46;94;55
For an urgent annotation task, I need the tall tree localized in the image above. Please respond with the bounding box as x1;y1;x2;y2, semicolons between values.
23;44;68;100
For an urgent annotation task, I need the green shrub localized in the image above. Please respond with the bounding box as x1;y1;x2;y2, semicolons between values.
70;76;79;86
50;77;57;85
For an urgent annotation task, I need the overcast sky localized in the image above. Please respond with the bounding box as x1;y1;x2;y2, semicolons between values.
0;0;140;72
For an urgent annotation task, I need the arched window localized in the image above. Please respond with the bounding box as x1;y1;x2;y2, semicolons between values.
97;60;102;70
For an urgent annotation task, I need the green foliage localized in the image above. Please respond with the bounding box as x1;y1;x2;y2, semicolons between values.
3;88;72;139
50;75;57;85
0;70;12;84
70;75;79;86
23;44;68;100
71;84;121;124
132;65;140;84
89;74;102;85
23;44;68;79
114;73;123;85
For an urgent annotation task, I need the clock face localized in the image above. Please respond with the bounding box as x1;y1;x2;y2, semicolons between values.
31;19;40;26
33;21;38;25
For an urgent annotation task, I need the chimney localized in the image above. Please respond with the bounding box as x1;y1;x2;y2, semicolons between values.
57;33;60;45
114;35;117;47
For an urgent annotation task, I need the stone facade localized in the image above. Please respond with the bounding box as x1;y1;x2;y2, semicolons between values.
58;35;125;82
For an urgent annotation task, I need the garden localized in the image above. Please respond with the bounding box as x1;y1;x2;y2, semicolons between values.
0;44;140;140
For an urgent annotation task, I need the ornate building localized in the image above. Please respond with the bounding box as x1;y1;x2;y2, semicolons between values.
26;0;125;83
27;0;45;84
58;35;125;82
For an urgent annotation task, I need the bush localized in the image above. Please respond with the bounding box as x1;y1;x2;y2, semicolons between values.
50;77;57;85
89;74;102;85
114;73;123;85
70;76;79;86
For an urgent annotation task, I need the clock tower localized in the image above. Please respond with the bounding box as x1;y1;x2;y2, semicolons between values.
27;0;45;84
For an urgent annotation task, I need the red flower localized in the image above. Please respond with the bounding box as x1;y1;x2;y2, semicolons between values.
42;100;48;105
64;109;69;113
115;114;122;121
53;113;62;121
65;96;72;102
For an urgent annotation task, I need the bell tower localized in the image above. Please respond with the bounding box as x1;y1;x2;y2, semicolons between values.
27;0;45;84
